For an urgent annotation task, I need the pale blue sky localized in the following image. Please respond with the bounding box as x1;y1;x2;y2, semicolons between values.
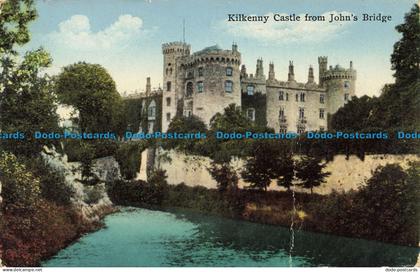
22;0;417;96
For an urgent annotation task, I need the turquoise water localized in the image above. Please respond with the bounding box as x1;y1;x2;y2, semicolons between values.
44;207;419;267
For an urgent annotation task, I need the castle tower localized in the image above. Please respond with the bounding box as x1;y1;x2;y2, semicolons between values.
256;58;264;79
288;61;295;82
321;61;357;115
307;65;314;84
161;42;191;131
268;62;275;81
188;44;242;126
318;56;328;86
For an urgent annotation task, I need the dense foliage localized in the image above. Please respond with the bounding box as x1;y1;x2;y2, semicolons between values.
115;141;147;180
314;163;420;246
55;62;126;135
331;4;420;134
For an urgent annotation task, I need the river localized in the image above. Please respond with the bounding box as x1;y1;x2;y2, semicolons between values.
43;207;419;267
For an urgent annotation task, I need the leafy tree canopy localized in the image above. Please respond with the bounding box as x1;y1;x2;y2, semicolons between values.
55;62;126;135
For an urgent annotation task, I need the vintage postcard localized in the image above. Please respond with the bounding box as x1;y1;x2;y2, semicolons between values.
0;0;419;269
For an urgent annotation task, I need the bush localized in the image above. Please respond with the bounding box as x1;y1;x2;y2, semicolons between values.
0;152;40;209
84;185;104;205
0;200;81;266
314;163;420;246
24;158;74;206
108;169;168;207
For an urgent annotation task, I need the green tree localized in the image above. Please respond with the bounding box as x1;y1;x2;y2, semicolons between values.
374;4;420;130
163;115;207;154
0;49;60;156
295;156;330;194
330;95;378;131
54;62;126;135
208;162;239;192
356;163;420;246
0;0;60;156
391;4;420;87
0;0;37;56
275;154;295;190
241;140;294;191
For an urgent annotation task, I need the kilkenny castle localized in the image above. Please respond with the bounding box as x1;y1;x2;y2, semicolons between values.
126;42;356;134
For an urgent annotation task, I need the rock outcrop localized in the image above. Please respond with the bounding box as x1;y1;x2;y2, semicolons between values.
41;146;121;223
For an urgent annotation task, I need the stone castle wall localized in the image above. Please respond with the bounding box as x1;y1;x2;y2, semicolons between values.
138;149;419;195
266;86;328;132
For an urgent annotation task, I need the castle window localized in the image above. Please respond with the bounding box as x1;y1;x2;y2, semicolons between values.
280;126;287;134
197;81;204;93
344;93;349;101
319;108;325;119
148;102;156;119
166;81;171;92
247;108;255;121
279;108;285;118
279;91;284;101
300;93;306;102
198;67;203;77
320;94;325;104
226;67;233;76
286;93;289;101
344;81;350;89
247;85;254;95
166;97;171;106
166;113;171;122
186;82;193;97
296;94;299;102
299;107;305;119
225;80;233;93
297;126;305;134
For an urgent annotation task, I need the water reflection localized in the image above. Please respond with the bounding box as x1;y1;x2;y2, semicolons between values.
43;207;419;267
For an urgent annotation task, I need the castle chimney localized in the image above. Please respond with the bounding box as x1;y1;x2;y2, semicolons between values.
146;77;151;95
288;61;295;82
232;43;238;52
350;61;353;69
307;65;314;83
318;56;328;87
269;62;275;80
241;64;247;78
256;58;264;79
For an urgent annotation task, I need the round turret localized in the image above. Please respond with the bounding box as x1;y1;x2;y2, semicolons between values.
322;63;357;115
179;45;241;125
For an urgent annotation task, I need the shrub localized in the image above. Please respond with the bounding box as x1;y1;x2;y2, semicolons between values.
0;152;40;209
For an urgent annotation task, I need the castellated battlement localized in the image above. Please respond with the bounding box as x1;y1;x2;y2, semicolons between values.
162;42;191;55
181;46;241;67
321;65;357;81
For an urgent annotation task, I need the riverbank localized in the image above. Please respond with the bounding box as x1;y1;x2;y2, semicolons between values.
109;163;420;248
0;200;116;266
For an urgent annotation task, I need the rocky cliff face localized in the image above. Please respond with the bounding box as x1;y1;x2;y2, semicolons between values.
41;146;121;223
